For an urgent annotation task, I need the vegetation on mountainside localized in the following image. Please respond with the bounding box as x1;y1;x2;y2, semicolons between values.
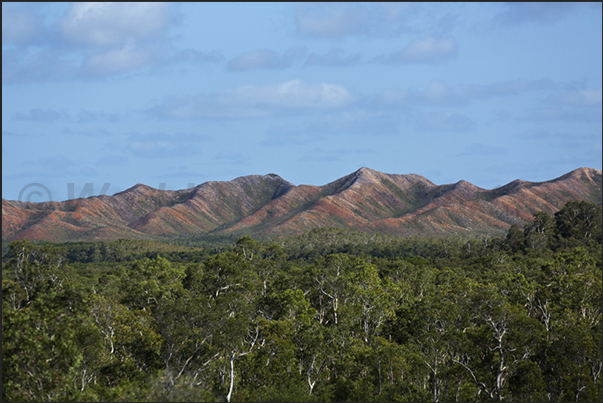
4;168;601;243
2;201;601;402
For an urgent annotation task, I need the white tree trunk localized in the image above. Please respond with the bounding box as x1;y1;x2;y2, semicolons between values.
226;354;235;402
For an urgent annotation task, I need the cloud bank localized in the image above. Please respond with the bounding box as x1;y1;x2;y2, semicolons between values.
227;47;307;71
375;36;458;64
2;3;218;83
150;80;358;119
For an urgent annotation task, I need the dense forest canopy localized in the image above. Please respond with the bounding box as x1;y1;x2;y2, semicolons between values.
2;201;602;402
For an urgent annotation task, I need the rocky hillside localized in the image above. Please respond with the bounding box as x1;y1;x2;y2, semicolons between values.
2;167;601;242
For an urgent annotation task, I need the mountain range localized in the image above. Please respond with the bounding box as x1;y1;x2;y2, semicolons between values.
3;167;601;243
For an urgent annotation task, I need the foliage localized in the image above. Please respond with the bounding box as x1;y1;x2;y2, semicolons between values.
2;201;601;402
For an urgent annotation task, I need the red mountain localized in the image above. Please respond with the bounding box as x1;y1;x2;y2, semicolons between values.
2;167;601;243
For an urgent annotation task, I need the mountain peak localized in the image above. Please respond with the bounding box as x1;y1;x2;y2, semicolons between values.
454;179;481;190
118;183;156;195
353;167;381;184
356;166;375;174
2;168;601;242
564;167;602;181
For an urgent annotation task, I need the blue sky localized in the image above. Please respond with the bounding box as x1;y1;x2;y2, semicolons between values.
3;2;602;202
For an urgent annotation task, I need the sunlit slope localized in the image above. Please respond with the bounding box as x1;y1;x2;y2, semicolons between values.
3;167;601;242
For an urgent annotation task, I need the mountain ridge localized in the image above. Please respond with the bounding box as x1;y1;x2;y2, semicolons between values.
3;167;601;243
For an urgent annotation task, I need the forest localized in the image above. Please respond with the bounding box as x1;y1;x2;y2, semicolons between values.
2;200;602;402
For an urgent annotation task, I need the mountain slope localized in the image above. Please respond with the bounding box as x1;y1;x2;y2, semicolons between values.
3;167;601;242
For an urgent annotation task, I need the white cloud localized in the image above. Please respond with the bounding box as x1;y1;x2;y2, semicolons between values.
304;48;362;67
458;78;557;98
212;152;246;165
375;36;458;64
150;80;358;119
263;109;396;145
546;88;602;106
376;78;557;107
525;106;602;122
420;81;464;105
295;3;370;39
60;2;173;47
15;155;97;179
82;40;161;75
494;2;582;26
227;47;307;71
12;108;68;122
62;128;112;137
77;110;120;123
294;2;436;40
239;80;355;109
402;37;457;62
376;82;464;107
164;48;223;64
2;46;77;83
58;3;175;76
2;2;216;83
2;4;44;45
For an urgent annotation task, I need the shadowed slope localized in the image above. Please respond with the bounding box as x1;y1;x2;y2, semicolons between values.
2;167;601;242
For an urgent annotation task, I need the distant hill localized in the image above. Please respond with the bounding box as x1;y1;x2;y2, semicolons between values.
3;167;601;243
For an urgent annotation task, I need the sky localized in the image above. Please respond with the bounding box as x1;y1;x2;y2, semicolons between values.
2;2;602;202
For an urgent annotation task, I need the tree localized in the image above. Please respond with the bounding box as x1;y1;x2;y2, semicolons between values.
2;305;84;401
524;211;555;253
347;262;395;343
223;318;266;402
87;293;163;389
2;279;27;310
555;201;602;247
279;289;329;396
451;282;540;402
534;248;603;401
153;292;220;390
6;239;65;306
306;254;351;326
506;224;525;252
120;256;185;311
